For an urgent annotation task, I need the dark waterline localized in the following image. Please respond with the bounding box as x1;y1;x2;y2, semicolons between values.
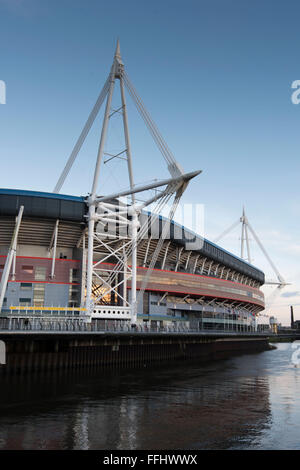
0;343;299;450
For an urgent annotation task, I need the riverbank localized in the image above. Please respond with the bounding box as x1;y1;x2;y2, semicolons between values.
0;331;271;376
1;343;299;449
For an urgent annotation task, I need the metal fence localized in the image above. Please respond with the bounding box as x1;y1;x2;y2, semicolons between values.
0;317;272;336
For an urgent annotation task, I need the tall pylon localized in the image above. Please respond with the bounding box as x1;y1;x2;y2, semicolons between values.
240;207;252;264
213;207;289;288
54;41;201;324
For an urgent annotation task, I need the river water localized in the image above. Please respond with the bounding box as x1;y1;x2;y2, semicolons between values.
0;342;299;450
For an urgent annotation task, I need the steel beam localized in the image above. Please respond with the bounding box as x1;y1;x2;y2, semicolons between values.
175;247;184;272
50;220;59;279
158;292;168;306
143;237;152;267
0;206;24;312
184;251;192;271
161;241;171;270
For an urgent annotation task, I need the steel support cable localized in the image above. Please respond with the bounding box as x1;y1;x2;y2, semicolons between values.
123;73;171;164
135;182;183;292
93;198;171;304
113;184;175;264
93;193;169;298
125;75;177;169
244;223;251;263
93;71;185;293
53;76;110;193
123;72;179;170
264;286;282;313
98;189;170;277
94;188;176;303
135;183;177;239
124;75;175;169
213;219;240;244
91;67;184;302
246;221;285;283
95;189;173;292
137;190;182;305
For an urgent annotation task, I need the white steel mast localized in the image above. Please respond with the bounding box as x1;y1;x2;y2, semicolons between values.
54;41;201;325
214;207;289;288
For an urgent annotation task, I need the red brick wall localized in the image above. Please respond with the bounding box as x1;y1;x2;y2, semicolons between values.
0;256;80;285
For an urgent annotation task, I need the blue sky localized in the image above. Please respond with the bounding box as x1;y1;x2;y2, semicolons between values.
0;0;300;324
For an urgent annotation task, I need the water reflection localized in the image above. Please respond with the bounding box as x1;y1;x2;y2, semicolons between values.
0;344;298;449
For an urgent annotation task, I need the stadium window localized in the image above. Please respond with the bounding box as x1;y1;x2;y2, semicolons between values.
69;268;79;283
22;265;33;274
33;284;45;307
19;298;31;306
68;285;78;306
35;266;46;281
0;264;4;271
20;283;32;291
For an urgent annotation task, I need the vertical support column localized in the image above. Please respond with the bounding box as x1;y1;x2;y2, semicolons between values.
175;247;183;272
123;245;127;307
254;311;258;332
50;220;59;279
0;205;24;312
81;234;87;307
241;220;245;259
86;60;116;315
200;258;207;275
161;241;170;270
143;238;152;267
184;251;192;271
86;204;95;315
11;212;20;281
245;223;252;264
130;207;139;325
11;251;16;281
207;260;214;276
120;76;135;204
192;255;200;274
91;67;116;199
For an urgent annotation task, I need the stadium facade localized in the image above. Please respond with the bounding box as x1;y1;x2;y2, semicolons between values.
0;188;265;332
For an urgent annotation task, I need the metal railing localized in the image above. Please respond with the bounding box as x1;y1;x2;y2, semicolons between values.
0;317;272;336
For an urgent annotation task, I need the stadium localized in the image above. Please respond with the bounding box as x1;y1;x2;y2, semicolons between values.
0;188;265;332
0;42;266;333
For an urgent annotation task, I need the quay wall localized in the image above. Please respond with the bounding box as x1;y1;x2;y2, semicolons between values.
0;332;270;376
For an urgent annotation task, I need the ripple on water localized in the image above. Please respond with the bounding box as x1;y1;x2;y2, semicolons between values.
0;346;299;449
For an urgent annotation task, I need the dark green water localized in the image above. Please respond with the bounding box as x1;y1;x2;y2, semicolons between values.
0;342;299;450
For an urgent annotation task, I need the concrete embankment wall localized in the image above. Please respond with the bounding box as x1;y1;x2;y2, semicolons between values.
0;333;270;376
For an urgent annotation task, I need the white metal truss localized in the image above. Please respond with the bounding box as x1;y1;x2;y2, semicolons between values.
213;207;289;289
207;260;214;276
184;251;192;271
192;254;200;274
142;237;152;267
161;241;171;270
54;41;201;325
0;205;24;311
200;257;207;274
158;292;168;306
48;219;59;279
175;247;184;271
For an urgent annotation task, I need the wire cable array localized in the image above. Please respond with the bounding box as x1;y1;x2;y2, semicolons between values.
53;77;110;193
